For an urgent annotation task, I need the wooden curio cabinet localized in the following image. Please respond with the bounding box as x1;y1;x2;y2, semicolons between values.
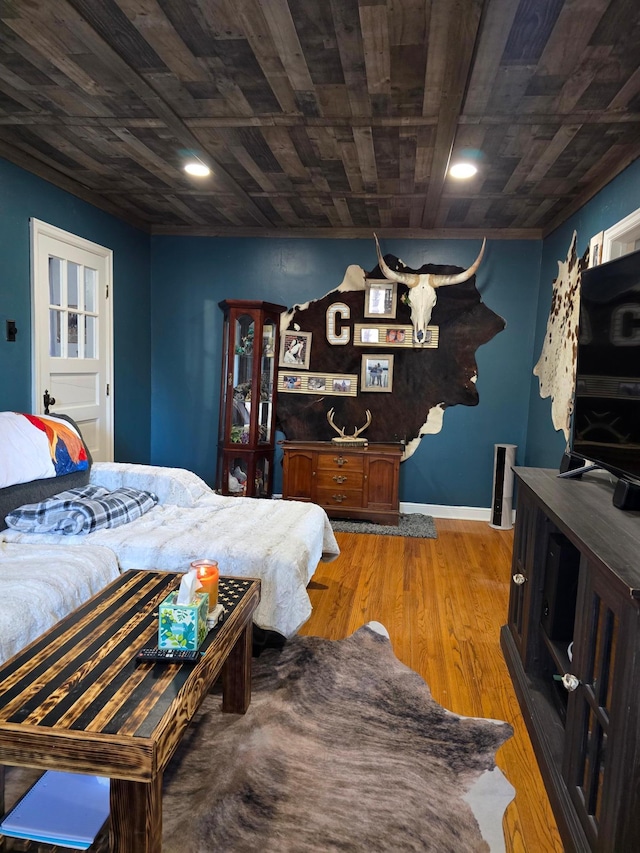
216;300;285;498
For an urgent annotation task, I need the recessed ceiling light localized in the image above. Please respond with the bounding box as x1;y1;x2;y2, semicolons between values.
449;163;478;179
184;162;210;177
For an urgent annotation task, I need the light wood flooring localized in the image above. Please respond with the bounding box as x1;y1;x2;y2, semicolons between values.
298;519;565;853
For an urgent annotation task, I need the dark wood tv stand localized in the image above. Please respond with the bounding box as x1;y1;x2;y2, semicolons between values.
501;468;640;852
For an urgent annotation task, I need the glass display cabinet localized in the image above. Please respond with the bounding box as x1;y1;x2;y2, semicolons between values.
217;300;286;497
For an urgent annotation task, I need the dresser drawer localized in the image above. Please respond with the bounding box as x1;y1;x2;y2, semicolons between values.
316;468;364;490
316;451;365;474
316;487;364;509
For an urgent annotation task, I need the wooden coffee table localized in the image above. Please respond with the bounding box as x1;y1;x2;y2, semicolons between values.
0;570;260;852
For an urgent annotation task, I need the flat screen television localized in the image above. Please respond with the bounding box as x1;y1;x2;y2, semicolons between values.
571;246;640;485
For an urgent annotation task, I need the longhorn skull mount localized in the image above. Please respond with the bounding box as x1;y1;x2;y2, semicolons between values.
373;233;486;345
327;408;372;446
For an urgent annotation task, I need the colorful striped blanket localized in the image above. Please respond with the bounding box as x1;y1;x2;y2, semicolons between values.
0;413;88;489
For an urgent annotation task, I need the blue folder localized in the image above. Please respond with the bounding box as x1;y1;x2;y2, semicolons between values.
0;770;110;850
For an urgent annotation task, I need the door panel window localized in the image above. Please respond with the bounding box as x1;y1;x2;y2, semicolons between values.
49;257;62;305
85;315;96;358
49;310;62;357
47;257;99;360
68;261;79;309
84;267;96;312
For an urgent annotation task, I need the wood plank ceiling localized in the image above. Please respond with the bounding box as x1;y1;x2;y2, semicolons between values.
0;0;639;238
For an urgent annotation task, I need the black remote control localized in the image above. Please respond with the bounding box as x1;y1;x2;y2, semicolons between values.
135;647;201;664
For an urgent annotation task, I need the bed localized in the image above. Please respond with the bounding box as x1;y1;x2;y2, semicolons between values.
0;541;121;665
0;414;340;639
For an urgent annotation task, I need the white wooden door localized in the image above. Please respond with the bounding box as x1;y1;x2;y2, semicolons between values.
31;219;114;461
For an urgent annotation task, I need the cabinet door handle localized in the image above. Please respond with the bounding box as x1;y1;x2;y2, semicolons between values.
560;673;580;692
512;573;526;585
332;474;347;483
332;493;347;503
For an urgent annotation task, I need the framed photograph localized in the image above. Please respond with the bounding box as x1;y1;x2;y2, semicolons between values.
278;371;357;395
354;323;421;348
361;354;394;392
307;375;326;391
364;280;397;319
282;374;302;390
589;231;604;267
332;377;353;394
385;328;406;344
279;331;312;369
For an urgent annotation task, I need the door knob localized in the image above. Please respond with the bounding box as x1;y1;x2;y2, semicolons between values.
43;389;56;414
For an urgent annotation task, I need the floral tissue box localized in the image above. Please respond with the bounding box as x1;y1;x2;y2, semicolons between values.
158;591;208;650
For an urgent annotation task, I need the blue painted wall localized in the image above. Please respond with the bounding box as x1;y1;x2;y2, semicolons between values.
150;235;541;506
0;158;152;462
4;150;638;506
526;157;640;469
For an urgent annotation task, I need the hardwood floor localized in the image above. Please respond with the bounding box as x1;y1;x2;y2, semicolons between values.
299;519;564;853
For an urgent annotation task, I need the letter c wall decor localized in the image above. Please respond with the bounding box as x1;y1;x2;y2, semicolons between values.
326;302;351;345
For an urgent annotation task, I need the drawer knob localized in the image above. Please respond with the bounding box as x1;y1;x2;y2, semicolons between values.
333;456;347;466
332;493;347;503
512;573;526;585
333;474;347;484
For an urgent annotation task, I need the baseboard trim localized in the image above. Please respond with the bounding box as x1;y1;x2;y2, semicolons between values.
401;501;515;524
274;494;513;524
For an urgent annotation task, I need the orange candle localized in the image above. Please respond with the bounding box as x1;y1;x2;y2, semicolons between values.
190;560;219;611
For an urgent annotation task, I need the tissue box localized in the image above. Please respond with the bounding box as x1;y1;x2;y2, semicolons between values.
158;591;209;650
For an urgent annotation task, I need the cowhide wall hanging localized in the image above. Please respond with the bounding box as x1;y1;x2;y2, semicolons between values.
275;237;505;461
533;232;589;443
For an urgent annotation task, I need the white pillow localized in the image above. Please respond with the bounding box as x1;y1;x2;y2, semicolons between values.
90;462;212;507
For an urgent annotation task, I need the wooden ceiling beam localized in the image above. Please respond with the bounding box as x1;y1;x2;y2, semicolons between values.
420;0;486;229
13;0;277;228
3;112;640;129
0;139;150;230
0;0;638;237
542;147;640;237
463;0;519;115
149;224;543;239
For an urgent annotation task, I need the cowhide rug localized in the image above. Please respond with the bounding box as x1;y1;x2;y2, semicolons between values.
161;623;515;852
1;625;514;852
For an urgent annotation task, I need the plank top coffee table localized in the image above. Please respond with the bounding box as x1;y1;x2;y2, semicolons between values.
0;569;260;852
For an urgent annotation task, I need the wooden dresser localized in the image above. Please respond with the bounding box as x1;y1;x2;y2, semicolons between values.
281;440;403;525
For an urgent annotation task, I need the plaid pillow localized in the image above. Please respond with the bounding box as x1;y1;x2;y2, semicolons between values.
4;484;158;535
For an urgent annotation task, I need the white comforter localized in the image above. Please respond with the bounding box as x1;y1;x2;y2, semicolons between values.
3;463;340;637
0;542;121;665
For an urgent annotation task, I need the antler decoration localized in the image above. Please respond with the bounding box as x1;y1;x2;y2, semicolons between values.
327;408;372;445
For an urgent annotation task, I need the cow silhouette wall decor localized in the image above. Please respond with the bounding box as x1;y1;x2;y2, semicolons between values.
276;239;505;460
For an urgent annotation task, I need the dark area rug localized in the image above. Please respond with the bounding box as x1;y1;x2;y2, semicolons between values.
160;625;513;852
2;627;514;853
331;512;437;538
